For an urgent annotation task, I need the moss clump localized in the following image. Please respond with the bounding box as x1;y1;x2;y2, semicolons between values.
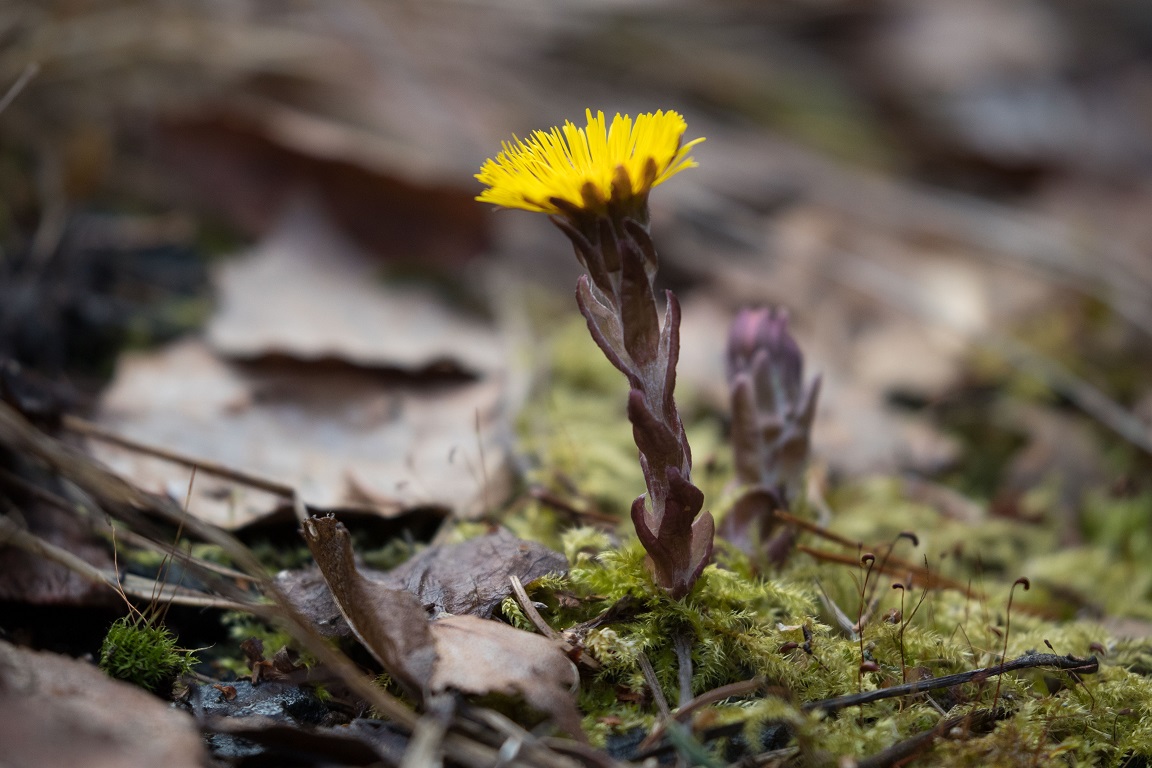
500;309;1152;764
99;615;198;693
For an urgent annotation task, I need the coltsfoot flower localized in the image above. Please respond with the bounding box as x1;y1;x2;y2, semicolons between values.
477;109;712;599
476;109;704;220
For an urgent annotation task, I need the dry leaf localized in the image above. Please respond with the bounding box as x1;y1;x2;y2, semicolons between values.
383;528;567;618
301;515;583;739
429;613;584;739
0;640;207;768
0;502;114;605
279;527;568;638
301;515;437;697
88;339;511;528
206;198;501;375
86;199;514;528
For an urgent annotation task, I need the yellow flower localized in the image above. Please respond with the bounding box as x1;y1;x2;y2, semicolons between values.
476;109;704;216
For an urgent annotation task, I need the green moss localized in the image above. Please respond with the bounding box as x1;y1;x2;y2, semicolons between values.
500;307;1152;764
99;614;198;693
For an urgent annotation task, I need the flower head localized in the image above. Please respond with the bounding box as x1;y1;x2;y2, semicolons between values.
476;109;704;217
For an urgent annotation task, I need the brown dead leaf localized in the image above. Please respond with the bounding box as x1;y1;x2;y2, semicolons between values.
206;198;502;375
0;639;207;768
301;515;437;697
158;118;489;269
383;528;567;618
275;565;352;638
0;501;114;605
429;613;583;739
87;338;511;528
85;199;513;528
279;527;568;638
301;515;583;739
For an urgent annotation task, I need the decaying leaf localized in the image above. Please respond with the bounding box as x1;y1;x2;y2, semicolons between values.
87;338;511;528
384;527;568;618
428;613;584;738
0;639;208;768
206;198;501;375
301;515;438;697
279;526;568;637
84;199;514;529
0;502;114;606
301;515;582;739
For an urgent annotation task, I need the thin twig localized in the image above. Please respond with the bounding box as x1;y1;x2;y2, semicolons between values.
528;487;620;526
798;545;981;598
402;693;454;768
62;415;296;498
674;627;694;708
639;677;765;751
509;575;561;640
804;653;1098;714
986;334;1152;457
638;651;671;719
508;574;601;671
465;705;596;768
0;465;255;583
854;707;1004;768
0;512;251;610
0;63;38;115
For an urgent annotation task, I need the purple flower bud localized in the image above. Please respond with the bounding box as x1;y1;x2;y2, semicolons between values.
727;308;805;414
723;308;820;560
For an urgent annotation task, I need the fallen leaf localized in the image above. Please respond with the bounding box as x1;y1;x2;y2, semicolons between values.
383;528;568;618
158;119;489;269
85;198;514;528
275;565;352;638
0;639;207;768
87;338;511;528
278;527;568;638
301;515;438;697
206;198;502;375
0;501;114;606
301;515;583;739
429;612;583;739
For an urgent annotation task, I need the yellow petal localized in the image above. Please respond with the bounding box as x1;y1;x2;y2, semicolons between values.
476;109;704;216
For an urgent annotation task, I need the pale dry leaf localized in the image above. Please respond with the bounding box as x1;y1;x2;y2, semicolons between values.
384;528;568;618
88;338;511;528
300;515;583;739
429;613;583;740
206;197;502;376
0;640;208;768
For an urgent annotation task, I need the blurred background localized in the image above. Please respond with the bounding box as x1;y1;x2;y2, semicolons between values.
2;0;1151;535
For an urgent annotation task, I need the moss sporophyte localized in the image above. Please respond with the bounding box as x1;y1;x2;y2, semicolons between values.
477;110;712;598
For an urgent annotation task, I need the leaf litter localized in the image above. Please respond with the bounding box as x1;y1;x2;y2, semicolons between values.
4;1;1152;766
85;200;514;529
0;639;208;768
301;514;584;740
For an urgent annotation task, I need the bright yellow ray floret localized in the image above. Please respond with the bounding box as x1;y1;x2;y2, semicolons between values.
476;109;704;216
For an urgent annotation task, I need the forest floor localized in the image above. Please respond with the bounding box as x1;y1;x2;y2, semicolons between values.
2;2;1152;766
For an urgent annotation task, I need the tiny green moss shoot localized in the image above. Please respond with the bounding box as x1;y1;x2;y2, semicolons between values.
99;615;198;693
